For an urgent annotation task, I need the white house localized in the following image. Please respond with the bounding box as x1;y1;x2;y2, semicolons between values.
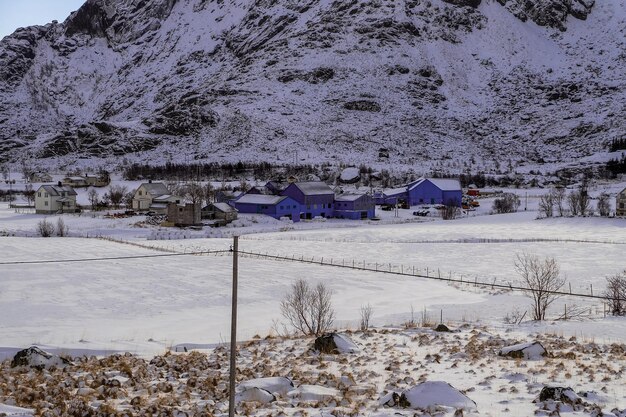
132;181;179;214
35;184;78;214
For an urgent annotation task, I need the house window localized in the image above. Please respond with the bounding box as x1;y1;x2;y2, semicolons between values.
44;201;48;206
179;208;183;212
280;205;284;209
44;193;48;197
37;192;41;197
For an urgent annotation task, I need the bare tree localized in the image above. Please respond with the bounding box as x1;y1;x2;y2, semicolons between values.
538;192;553;218
37;219;55;237
597;192;611;217
603;272;626;316
359;303;374;331
280;279;335;336
24;183;35;207
105;185;127;209
552;187;566;216
56;217;69;237
514;253;565;321
204;182;214;206
568;191;580;216
88;188;100;211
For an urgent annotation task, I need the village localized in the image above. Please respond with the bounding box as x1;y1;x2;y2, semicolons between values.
4;166;626;235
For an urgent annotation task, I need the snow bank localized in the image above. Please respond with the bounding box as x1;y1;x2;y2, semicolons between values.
287;384;340;402
238;376;294;396
235;387;275;404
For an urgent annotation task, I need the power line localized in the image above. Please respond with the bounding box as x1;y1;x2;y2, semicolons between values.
0;249;231;265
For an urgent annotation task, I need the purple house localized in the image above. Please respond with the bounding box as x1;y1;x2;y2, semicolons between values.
281;181;335;220
406;178;462;206
334;193;376;219
234;194;301;221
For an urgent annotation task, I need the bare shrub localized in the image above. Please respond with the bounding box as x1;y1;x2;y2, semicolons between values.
514;253;565;321
37;219;55;237
492;193;520;214
603;272;626;316
280;279;335;336
538;193;553;218
24;183;35;206
56;217;69;237
441;200;460;220
568;184;591;216
359;303;373;331
597;192;611;217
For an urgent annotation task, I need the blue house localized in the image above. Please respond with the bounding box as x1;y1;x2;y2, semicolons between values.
407;178;462;206
377;178;462;207
234;194;301;221
334;193;376;219
281;181;335;220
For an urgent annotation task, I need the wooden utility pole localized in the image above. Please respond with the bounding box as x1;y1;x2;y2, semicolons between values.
228;236;239;417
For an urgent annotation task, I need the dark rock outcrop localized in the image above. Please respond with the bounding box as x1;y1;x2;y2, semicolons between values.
344;100;381;112
12;346;72;370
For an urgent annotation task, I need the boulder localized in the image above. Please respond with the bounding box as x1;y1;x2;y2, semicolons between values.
339;167;361;183
0;403;34;416
538;386;582;405
238;376;294;396
11;346;72;370
343;100;381;112
434;324;451;332
499;341;547;359
314;333;359;354
399;381;476;411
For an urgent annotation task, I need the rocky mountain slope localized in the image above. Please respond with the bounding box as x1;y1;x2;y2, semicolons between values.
0;0;624;169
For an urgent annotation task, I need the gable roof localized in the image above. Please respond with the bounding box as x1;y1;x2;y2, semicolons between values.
39;185;77;196
427;178;462;191
209;202;238;213
407;178;461;192
236;194;291;205
383;187;408;197
289;181;334;196
335;193;371;202
140;182;170;196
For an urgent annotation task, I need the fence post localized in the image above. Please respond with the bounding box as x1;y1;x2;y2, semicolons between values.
564;304;567;320
426;267;429;277
590;284;593;296
569;282;572;294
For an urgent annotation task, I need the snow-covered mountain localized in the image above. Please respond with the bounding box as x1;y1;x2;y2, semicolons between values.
0;0;624;169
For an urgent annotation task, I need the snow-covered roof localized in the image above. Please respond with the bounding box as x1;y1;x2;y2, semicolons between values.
211;202;237;212
427;178;461;191
40;185;77;196
291;182;334;196
153;194;176;202
335;193;369;202
383;187;407;197
140;182;170;196
236;194;289;205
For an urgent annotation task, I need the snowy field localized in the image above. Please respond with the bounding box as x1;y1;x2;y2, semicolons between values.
1;196;626;416
1;200;625;357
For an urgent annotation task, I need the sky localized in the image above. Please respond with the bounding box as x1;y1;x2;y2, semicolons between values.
0;0;85;39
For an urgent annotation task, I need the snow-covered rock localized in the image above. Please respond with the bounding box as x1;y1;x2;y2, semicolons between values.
399;381;477;411
339;167;361;184
11;346;72;370
314;333;359;354
538;386;582;405
238;376;294;396
499;341;547;359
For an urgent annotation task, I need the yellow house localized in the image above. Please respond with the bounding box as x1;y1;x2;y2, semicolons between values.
132;181;179;213
35;184;78;214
